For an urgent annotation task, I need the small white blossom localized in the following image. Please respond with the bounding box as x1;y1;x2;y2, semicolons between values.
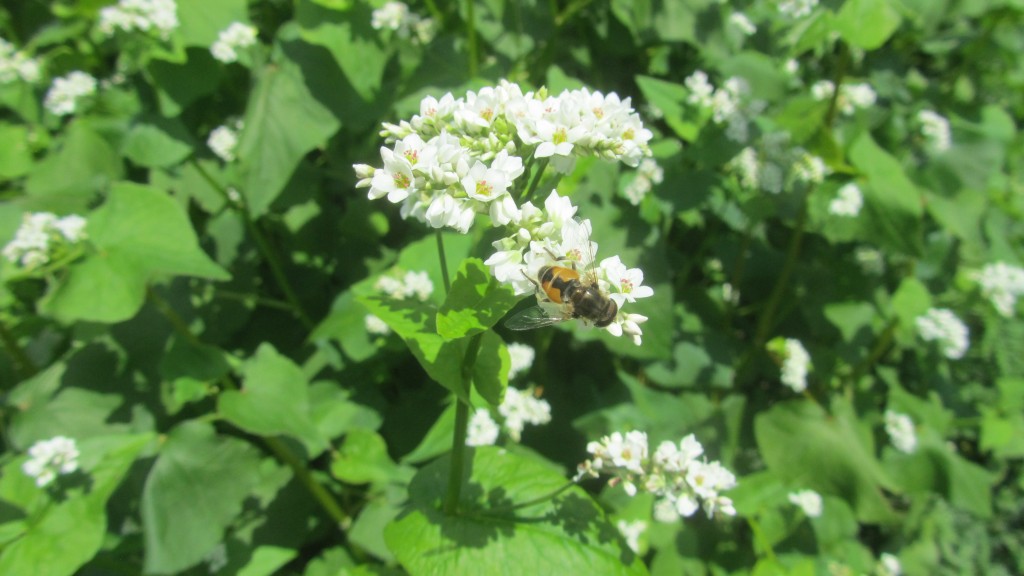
878;553;902;576
498;387;551;442
577;431;736;521
22;436;80;488
778;0;819;18
811;81;877;115
624;158;663;205
729;12;757;36
373;269;434;301
507;343;535;380
466;409;500;446
915;308;969;359
3;212;89;270
43;71;97;116
207;121;242;162
0;37;41;84
784;59;800;76
918;110;951;152
364;314;391;336
788;489;823;517
792;153;829;185
885;410;917;454
372;1;413;31
210;22;257;63
972;262;1024;317
829;183;863;217
98;0;179;40
855;247;885;275
616;519;648;554
777;338;811;393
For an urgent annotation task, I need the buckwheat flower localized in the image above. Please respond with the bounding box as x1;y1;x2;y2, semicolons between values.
784;59;800;75
810;80;835;102
44;71;97;116
402;270;434;300
375;275;407;299
599;256;655;307
22;436;80;488
371;1;422;38
844;83;877;110
729;147;760;189
778;0;818;18
729;12;757;36
855;247;885;275
207;122;241;162
0;38;41;84
793;152;828;185
364;314;391;336
917;110;951;152
777;338;811;393
3;212;89;270
829;183;863;216
972;262;1024;317
915;308;969;359
98;0;179;40
684;71;715;108
210;22;257;64
884;410;917;454
788;489;823;517
878;553;902;576
498;386;551;442
616;519;647;554
507;343;535;380
466;409;500;447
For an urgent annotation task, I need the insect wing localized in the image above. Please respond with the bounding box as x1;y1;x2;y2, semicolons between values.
505;305;566;331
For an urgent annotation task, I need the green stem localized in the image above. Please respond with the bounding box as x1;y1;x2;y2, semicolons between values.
147;287;203;348
0;318;37;380
444;331;484;516
753;197;809;348
263;436;350;527
747;517;778;561
436;231;452;295
521;157;550;203
849;318;898;384
465;0;478;77
189;158;313;329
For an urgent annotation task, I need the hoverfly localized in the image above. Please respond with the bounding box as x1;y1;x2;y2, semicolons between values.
505;219;618;330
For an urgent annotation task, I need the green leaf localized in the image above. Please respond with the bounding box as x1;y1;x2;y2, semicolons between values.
237;56;341;216
297;3;388;102
755;399;896;523
635;75;700;142
24;120;122;210
330;429;405;485
142;421;263;574
890;277;931;344
835;0;902;50
175;0;249;48
0;123;32;180
823;301;877;344
122;113;195;168
147;50;223;116
883;443;993;517
384;447;647;575
849;132;924;256
0;434;152;576
436;258;519;340
219;343;329;457
39;182;229;323
472;331;509;406
312;290;382;362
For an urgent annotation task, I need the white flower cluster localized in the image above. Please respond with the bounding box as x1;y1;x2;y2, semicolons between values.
884;410;917;454
22;436;80;488
211;22;257;64
575;431;737;522
370;1;434;41
43;71;97;116
374;269;434;301
829;182;863;217
683;71;763;142
810;80;877;115
878;553;902;576
728;12;757;36
354;80;652;233
0;37;41;84
855;246;885;276
207;120;243;162
616;519;647;554
485;191;652;344
972;262;1024;317
788;489;823;517
507;342;535;380
364;314;391;335
465;385;552;446
915;307;969;359
778;0;819;18
624;158;664;206
792;152;829;185
98;0;179;40
917;109;951;152
3;212;88;270
779;338;811;393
